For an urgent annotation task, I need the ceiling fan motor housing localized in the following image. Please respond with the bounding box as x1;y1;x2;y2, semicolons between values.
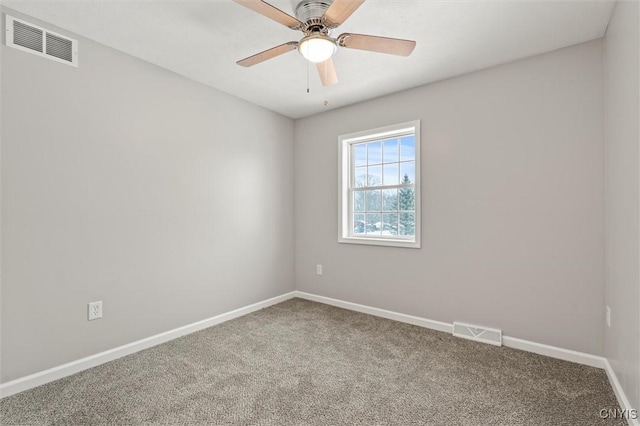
296;0;334;32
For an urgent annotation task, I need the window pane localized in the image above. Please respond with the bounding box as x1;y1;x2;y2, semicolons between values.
367;165;382;187
399;212;415;236
366;213;381;235
354;144;367;167
397;188;415;211
367;141;382;165
382;189;397;211
366;189;381;211
400;162;415;185
354;166;367;187
353;190;365;212
383;139;399;163
383;163;399;186
400;136;415;161
353;214;365;235
382;213;398;235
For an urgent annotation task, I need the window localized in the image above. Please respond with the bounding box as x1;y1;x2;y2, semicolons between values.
339;121;421;248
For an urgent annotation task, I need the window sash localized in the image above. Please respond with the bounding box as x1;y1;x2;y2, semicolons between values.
345;137;416;241
348;187;416;240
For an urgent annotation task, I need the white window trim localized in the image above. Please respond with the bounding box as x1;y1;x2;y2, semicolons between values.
338;120;421;248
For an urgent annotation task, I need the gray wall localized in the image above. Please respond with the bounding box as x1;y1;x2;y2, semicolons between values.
604;0;640;409
0;9;295;383
295;40;605;356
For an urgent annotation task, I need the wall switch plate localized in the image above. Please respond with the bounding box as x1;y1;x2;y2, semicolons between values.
316;264;323;275
605;306;611;328
88;301;103;321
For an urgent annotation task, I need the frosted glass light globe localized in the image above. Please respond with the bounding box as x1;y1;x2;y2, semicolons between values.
299;34;336;63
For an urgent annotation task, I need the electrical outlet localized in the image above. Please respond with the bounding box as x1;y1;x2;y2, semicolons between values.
606;306;611;328
316;264;323;275
88;301;103;321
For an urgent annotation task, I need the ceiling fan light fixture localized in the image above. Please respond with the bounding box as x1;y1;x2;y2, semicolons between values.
298;33;336;63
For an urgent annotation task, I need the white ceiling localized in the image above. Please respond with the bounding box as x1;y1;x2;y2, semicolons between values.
2;0;615;119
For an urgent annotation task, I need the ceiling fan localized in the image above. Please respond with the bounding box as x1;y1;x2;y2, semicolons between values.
233;0;416;86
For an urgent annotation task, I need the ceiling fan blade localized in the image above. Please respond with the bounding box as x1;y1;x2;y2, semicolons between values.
316;58;338;86
237;42;298;67
338;33;416;56
323;0;365;26
233;0;303;30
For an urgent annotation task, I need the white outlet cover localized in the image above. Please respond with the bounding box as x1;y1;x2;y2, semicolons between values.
88;301;103;321
605;306;611;328
316;264;323;275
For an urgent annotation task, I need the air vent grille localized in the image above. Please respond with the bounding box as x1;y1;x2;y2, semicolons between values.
453;322;502;346
5;15;78;67
13;21;43;52
46;33;73;62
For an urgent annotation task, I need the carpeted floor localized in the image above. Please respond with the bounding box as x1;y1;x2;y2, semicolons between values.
0;298;624;425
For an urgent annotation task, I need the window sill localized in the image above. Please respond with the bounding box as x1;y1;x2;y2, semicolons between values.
338;236;421;249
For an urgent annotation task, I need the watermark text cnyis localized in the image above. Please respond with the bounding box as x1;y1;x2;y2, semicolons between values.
599;408;638;420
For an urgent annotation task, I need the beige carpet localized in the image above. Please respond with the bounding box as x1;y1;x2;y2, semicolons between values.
0;298;624;425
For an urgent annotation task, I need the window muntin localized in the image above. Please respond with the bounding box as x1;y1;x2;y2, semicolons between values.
339;121;420;248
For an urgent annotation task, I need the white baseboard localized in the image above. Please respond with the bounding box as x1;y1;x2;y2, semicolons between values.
603;359;640;426
294;291;453;333
0;291;296;399
501;336;605;368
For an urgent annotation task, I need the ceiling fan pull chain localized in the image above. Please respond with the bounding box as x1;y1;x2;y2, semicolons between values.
307;57;310;93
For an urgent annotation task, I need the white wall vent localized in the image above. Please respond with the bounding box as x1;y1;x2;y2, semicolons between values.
5;15;78;67
453;322;502;346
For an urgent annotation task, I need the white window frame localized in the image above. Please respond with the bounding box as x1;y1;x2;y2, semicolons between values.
338;120;421;248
